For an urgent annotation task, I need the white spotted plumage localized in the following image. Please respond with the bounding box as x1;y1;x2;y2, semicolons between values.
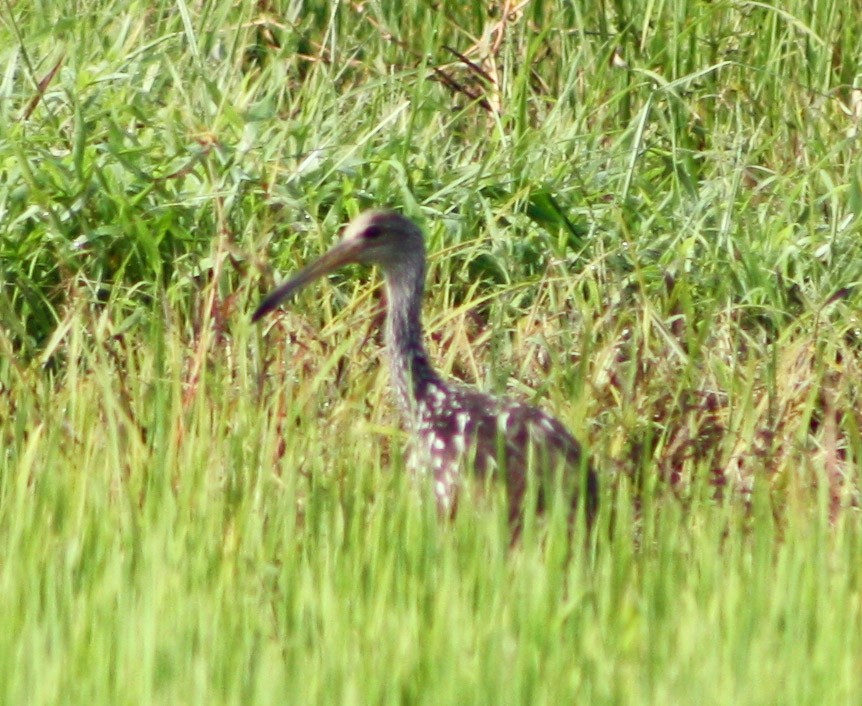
253;210;599;529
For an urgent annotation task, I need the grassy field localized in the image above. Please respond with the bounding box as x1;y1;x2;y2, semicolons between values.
2;0;862;703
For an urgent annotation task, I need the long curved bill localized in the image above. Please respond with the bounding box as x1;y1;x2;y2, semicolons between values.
252;238;363;322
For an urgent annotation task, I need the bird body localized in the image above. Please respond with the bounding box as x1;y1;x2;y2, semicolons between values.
254;210;597;529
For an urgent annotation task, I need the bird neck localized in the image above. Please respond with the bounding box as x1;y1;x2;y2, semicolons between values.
384;267;443;420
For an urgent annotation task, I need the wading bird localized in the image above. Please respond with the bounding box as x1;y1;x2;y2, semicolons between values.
253;210;597;531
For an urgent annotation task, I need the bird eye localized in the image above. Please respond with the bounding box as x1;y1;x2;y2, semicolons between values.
363;225;384;239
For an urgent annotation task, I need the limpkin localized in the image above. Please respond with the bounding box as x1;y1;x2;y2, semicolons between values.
253;210;598;530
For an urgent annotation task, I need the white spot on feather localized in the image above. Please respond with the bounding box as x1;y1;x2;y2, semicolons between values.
456;412;469;432
540;416;557;433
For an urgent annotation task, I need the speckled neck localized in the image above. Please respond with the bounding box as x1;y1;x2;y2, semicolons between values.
383;258;443;422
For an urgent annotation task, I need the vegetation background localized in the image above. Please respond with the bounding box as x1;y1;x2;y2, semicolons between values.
2;0;861;703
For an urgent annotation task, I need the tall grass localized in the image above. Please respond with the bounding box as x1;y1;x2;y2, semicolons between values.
1;0;861;703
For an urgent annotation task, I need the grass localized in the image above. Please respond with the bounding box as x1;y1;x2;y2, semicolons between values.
2;0;862;703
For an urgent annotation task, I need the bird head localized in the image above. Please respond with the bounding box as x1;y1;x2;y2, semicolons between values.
252;210;425;322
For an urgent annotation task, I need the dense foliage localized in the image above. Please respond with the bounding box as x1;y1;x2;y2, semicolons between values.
1;1;861;704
